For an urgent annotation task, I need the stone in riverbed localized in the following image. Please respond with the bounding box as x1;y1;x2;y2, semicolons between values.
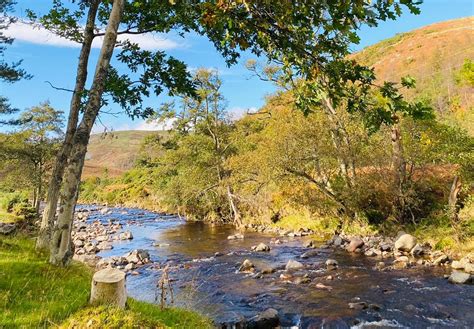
253;243;270;252
346;237;364;252
96;235;109;242
293;276;311;285
448;271;472;284
348;302;368;310
325;259;338;270
238;259;255;272
285;259;304;271
247;308;279;329
410;243;425;257
227;233;244;240
300;250;319;259
394;234;417;252
97;241;113;250
119;230;133;240
73;239;84;248
433;254;449;266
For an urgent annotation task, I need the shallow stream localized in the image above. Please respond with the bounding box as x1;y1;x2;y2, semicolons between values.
82;206;474;328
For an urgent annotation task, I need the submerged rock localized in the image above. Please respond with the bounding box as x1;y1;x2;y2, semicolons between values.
394;234;417;252
300;250;319;259
228;233;244;240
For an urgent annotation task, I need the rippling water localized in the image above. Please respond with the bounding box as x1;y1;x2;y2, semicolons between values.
81;206;474;328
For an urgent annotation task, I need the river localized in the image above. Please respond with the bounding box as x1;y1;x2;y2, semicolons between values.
81;205;474;328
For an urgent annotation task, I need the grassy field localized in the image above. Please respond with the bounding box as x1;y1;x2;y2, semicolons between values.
0;234;212;328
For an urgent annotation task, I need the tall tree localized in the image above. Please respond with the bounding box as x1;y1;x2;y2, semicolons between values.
28;0;423;265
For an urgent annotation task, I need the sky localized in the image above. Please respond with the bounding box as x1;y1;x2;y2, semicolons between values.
1;0;473;133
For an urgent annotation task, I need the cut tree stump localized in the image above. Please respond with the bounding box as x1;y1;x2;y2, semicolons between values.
90;268;127;308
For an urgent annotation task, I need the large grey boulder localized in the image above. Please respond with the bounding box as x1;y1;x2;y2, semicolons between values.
394;234;417;252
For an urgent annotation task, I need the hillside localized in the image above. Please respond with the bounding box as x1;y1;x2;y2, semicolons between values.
353;17;474;133
83;130;159;178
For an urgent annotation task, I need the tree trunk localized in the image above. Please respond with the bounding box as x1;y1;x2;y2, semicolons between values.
227;185;242;227
37;0;100;250
49;0;124;266
448;175;462;221
322;96;356;188
391;122;407;219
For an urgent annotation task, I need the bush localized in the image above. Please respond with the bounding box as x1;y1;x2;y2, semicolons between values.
12;202;38;222
0;192;28;212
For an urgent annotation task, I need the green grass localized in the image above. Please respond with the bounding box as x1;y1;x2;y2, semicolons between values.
0;235;212;328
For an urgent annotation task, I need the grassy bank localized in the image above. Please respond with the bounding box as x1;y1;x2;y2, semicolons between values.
0;234;212;328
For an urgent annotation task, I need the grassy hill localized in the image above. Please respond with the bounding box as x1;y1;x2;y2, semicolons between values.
353;17;474;134
83;130;160;178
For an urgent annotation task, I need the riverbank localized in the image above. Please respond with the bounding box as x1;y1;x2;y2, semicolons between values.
0;234;212;328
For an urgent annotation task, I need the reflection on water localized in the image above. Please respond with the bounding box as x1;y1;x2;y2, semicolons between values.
83;206;474;327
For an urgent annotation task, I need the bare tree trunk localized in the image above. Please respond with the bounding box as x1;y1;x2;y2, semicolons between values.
49;0;124;266
448;175;462;221
227;185;242;227
322;96;356;188
37;1;100;250
391;122;407;219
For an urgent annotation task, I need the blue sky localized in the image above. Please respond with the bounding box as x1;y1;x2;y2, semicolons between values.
2;0;473;132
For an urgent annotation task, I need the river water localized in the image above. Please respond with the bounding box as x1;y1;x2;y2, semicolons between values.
82;206;474;328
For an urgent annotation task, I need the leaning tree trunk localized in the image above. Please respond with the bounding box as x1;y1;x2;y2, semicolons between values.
37;0;100;250
49;0;124;266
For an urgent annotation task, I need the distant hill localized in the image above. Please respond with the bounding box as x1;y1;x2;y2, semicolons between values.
353;17;474;133
83;130;159;178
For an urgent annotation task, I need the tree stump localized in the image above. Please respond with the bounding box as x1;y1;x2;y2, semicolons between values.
90;268;126;308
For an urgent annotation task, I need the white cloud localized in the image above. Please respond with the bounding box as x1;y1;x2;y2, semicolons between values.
228;106;258;120
134;118;176;131
5;21;181;50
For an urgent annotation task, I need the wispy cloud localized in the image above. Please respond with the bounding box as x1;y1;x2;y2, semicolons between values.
134;118;175;131
5;21;181;50
228;106;258;120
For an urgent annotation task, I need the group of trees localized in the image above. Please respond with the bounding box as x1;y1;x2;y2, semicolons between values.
3;0;443;267
116;68;471;235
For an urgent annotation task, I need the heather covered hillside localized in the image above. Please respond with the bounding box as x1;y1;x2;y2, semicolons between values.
354;17;474;134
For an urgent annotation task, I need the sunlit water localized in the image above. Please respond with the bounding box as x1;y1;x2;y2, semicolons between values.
81;206;474;328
